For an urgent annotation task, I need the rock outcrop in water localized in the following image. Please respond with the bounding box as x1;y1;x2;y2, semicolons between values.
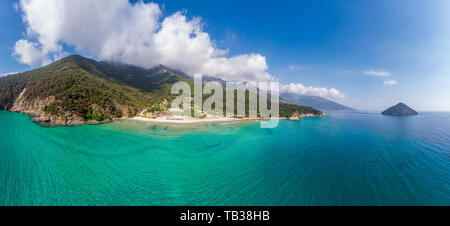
382;103;418;116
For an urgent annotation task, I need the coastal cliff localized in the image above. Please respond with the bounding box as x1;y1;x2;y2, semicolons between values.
0;55;323;125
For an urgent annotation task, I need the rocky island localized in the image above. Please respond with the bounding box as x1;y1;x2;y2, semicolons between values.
382;103;418;116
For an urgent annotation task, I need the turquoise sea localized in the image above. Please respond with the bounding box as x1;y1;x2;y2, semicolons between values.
0;110;449;206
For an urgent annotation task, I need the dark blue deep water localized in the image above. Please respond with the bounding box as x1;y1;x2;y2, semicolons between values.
0;110;449;205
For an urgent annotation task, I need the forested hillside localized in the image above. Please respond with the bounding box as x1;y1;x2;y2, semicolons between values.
0;55;322;125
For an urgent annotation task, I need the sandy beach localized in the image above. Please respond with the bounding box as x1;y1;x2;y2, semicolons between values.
130;116;243;124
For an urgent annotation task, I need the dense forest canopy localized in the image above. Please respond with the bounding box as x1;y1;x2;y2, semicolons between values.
0;55;322;123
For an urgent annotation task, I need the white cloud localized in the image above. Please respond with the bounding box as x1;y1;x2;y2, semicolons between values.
12;0;271;82
383;79;397;86
13;0;341;95
364;69;392;77
280;83;344;99
13;39;48;66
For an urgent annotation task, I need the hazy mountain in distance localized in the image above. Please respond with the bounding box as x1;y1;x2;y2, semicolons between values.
281;93;354;111
382;103;418;116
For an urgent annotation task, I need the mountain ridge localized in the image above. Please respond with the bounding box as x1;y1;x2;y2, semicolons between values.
0;55;323;125
382;103;418;116
280;93;354;111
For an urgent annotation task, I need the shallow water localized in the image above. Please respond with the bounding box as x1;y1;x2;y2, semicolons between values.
0;110;449;205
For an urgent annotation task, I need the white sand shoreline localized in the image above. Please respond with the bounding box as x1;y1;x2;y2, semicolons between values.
130;116;244;124
130;114;321;124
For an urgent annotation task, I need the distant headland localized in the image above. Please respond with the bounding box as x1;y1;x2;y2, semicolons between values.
382;103;418;116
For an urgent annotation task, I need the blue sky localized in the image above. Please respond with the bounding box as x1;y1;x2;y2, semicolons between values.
1;0;450;111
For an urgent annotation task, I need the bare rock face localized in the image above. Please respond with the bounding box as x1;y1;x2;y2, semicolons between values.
11;88;55;121
10;88;90;125
382;103;418;116
288;111;324;120
1;55;323;126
